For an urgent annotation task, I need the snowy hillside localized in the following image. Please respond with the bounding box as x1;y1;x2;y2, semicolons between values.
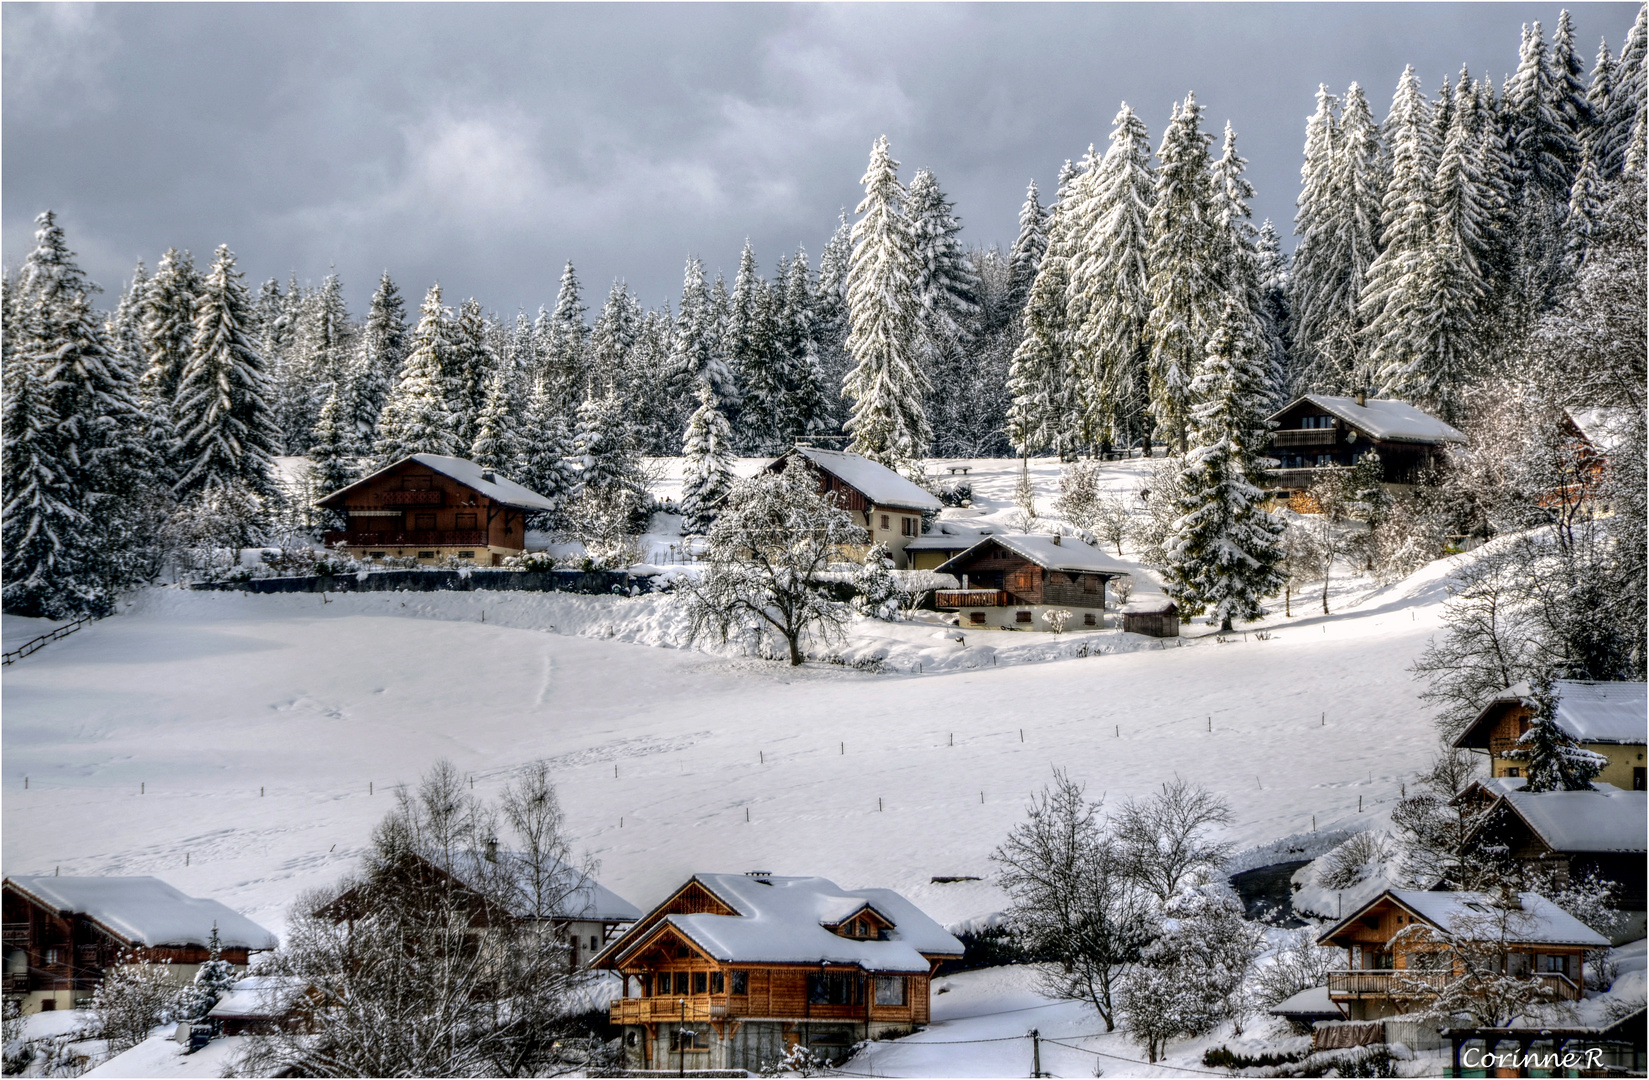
1;494;1465;945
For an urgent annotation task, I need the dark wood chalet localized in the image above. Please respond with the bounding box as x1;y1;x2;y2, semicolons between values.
766;448;942;567
1317;889;1606;1021
1266;394;1465;493
316;454;557;565
933;534;1131;630
2;876;277;1014
1463;787;1647;918
594;873;962;1073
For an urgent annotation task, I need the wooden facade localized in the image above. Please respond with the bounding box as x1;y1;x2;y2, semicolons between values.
765;449;942;568
597;875;960;1073
934;535;1125;631
316;456;552;565
1452;688;1647;792
1318;891;1601;1022
2;878;271;1014
1265;396;1464;494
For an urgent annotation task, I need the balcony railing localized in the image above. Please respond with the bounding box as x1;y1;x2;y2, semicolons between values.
610;996;728;1024
1270;428;1342;447
1327;970;1581;1001
377;490;445;506
934;589;1013;609
323;530;490;549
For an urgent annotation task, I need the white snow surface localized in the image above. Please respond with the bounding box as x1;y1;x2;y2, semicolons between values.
83;1031;247;1078
2;876;277;950
4;456;1471;976
790;446;944;510
1288;395;1466;444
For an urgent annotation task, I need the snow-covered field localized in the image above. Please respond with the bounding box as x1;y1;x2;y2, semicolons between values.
3;456;1475;1076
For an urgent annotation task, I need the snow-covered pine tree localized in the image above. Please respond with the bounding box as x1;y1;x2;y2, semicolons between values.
813;212;854;428
110;263;174;487
173;245;280;501
449;298;498;453
621;307;682;455
1006;249;1073;458
1068;105;1156;451
1145;94;1221;454
679;385;735;535
1006;179;1049;317
1553;11;1595;154
668;257;740;414
1585;38;1619;170
1;337;86;616
469;370;523;474
542;261;588;409
1363;66;1439;404
515;379;579;525
775;249;830;442
1503;677;1608;791
1510;20;1583;209
373;285;459;463
1599;6;1647;177
1565;147;1606;269
137;247;200;450
352;271;408;441
279;272;352;457
309;383;358;499
1163;298;1283;631
728;242;783;453
572;390;643;501
852;543;902;621
589;281;641;393
842;136;931;469
906;167;981;359
1255;220;1296;404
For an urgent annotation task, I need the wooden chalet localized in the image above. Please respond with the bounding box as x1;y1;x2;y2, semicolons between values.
1453;680;1646;791
1464;786;1648;921
1317;889;1607;1022
315;454;557;565
933;533;1132;631
1266;394;1465;494
2;876;277;1014
594;872;963;1073
766;448;942;567
321;849;641;970
206;975;314;1036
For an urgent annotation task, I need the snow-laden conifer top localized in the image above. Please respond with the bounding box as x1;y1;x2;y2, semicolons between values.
607;873;961;973
4;875;278;950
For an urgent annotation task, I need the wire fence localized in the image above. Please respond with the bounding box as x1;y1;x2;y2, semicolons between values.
1;613;99;666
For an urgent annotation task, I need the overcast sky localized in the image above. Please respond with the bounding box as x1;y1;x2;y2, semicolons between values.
3;2;1639;317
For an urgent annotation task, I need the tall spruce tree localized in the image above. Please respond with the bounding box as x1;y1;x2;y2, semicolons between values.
1006;179;1049;316
543;262;588;408
516;379;579;524
842;136;931;469
1255;221;1296;404
727;241;782;453
352;271;408;441
1145;95;1221;453
1006;251;1075;458
680;386;736;535
1600;6;1647;177
373;285;459;463
669;257;739;413
906;167;980;358
449;298;497;453
137;247;200;453
173;246;279;500
469;370;523;473
1163;299;1283;630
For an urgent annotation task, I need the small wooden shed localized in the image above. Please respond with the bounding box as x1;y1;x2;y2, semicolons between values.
1121;599;1179;638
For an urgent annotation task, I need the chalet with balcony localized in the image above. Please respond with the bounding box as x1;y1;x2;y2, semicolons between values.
594;873;963;1073
766;448;942;567
2;876;278;1014
315;454;557;565
1317;889;1607;1022
1266;395;1465;494
934;534;1132;630
321;850;641;970
1452;680;1646;791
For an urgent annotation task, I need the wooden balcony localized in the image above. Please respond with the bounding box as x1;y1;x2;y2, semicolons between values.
377;490;445;506
1271;428;1342;447
610;996;728;1024
1327;970;1580;1001
934;589;1012;609
323;530;490;549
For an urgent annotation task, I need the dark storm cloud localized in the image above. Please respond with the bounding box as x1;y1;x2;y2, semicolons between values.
3;2;1638;316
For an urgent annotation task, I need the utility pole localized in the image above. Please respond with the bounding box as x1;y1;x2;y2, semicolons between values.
1029;1028;1042;1078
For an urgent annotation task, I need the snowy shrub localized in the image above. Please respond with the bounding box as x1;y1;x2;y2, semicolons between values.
1129;458;1183;569
1202;1043;1307;1069
1316;831;1392;891
1051;462;1103;530
503;551;559;572
1011;463;1039;529
1041;608;1073;633
1110;574;1134;606
938;480;973;507
91;956;181;1052
1253;926;1345;1009
176;926;237;1021
759;1042;826;1077
852;544;903;621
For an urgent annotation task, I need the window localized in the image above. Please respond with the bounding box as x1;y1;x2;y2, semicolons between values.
590;935;600;951
711;972;724;994
969;612;986;625
1504;767;1521;778
45;948;60;966
873;976;906;1006
731;971;749;995
1507;953;1532;976
902;517;916;537
457;551;474;559
674;971;690;994
1635;767;1646;791
880;514;890;530
414;513;436;530
368;551;387;559
807;971;862;1005
1084;613;1096;626
418;551;436;559
670;1030;703;1051
1016;611;1032;623
455;513;478;530
692;971;707;994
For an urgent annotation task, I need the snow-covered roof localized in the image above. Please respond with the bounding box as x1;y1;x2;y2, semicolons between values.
1457;680;1648;748
1275;395;1466;445
902;522;999;551
315;454;558;512
1269;984;1336;1017
3;876;278;951
207;976;307;1020
1495;788;1647;854
787;448;942;511
1321;889;1609;948
937;533;1134;577
603;874;962;974
1566;407;1634;454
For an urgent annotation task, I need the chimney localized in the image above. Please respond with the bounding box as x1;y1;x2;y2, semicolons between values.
1355;389;1366;407
481;470;496;483
1051;533;1061;546
484;837;498;863
961;573;969;590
